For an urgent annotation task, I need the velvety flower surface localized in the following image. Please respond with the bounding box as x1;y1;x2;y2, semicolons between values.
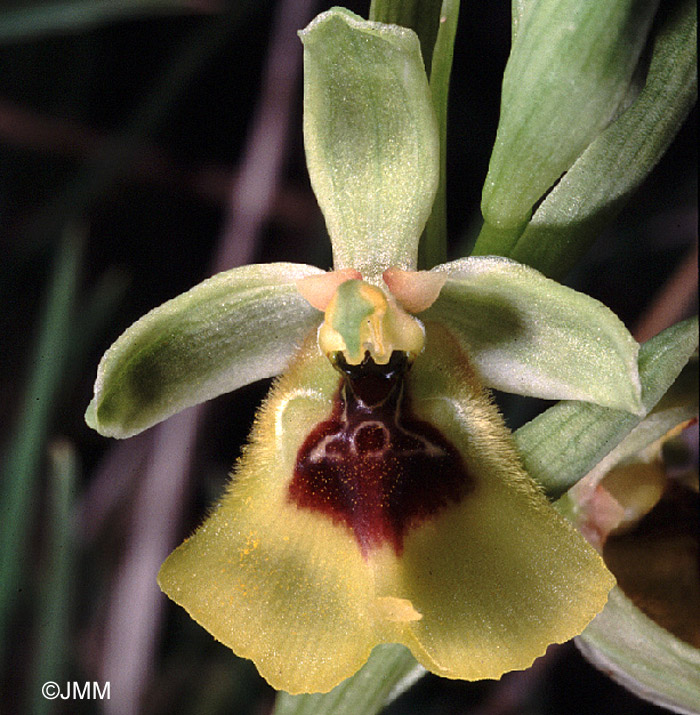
158;319;614;693
85;7;648;695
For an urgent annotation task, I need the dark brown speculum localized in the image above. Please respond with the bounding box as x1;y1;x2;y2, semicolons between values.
289;351;473;555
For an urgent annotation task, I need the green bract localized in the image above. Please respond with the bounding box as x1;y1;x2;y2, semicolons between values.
579;588;700;715
481;0;659;232
506;0;698;278
474;0;697;278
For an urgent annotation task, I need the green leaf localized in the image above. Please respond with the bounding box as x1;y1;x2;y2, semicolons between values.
423;256;643;413
301;8;439;277
478;0;659;233
86;262;324;438
273;644;423;715
577;587;700;714
508;0;698;279
515;316;698;499
0;0;206;43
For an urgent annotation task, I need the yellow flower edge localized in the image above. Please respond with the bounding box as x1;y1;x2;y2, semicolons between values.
158;323;615;694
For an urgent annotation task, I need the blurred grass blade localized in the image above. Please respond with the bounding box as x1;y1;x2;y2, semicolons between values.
0;0;211;43
0;227;82;663
272;644;423;715
17;2;254;263
509;0;698;279
515;316;698;499
61;268;130;403
28;441;77;715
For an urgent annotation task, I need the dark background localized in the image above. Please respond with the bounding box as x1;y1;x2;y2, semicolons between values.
1;1;696;713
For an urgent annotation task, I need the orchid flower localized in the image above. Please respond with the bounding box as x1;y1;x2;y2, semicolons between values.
85;8;652;695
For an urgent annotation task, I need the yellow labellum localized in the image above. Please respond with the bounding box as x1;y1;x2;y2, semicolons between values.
158;322;615;693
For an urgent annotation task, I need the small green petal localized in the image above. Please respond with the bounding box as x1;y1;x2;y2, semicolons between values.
301;8;439;277
424;256;643;413
86;262;324;438
480;0;659;230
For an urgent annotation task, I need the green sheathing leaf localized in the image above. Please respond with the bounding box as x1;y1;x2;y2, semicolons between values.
86;262;324;438
509;0;698;279
273;644;423;715
424;257;643;413
515;316;698;499
301;8;439;277
577;588;700;714
0;0;202;42
477;0;659;233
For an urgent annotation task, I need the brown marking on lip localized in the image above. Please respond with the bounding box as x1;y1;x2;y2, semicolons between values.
288;352;473;556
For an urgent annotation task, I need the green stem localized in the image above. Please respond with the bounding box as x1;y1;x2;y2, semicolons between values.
421;0;460;268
